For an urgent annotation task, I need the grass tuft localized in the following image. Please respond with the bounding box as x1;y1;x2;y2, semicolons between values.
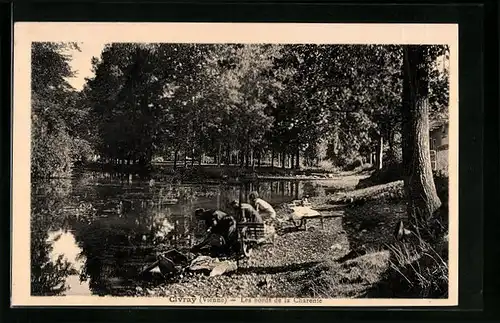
384;232;449;298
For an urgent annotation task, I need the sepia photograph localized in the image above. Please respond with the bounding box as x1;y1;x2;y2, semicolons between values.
12;23;458;306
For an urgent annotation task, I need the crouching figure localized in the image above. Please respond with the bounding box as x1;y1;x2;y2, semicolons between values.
191;208;240;258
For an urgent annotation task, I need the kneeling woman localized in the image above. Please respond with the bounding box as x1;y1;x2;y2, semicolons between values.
191;208;240;257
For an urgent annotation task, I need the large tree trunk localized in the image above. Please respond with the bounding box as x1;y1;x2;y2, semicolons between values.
295;150;300;169
387;128;395;163
217;143;221;167
173;150;178;169
281;153;286;170
271;149;275;168
250;149;255;170
402;45;441;230
375;135;384;170
245;147;250;168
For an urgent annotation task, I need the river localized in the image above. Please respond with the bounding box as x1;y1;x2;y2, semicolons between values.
30;170;343;297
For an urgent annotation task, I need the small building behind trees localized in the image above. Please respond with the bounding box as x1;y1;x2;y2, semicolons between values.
429;120;449;174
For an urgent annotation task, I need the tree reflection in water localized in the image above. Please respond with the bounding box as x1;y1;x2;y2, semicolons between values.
31;179;78;296
31;172;319;296
69;182;201;295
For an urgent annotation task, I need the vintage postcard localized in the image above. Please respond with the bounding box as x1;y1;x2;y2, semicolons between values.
12;22;458;307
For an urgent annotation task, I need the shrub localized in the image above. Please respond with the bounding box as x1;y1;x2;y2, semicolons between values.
317;160;339;172
353;163;373;173
356;162;403;188
31;114;94;178
345;157;364;171
433;170;449;204
385;147;403;166
31;121;74;178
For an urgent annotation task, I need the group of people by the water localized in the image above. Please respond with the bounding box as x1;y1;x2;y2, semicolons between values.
190;191;280;258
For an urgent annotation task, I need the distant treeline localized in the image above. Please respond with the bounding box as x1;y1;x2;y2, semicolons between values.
31;43;449;178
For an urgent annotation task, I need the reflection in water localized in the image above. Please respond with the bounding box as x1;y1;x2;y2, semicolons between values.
31;172;333;296
31;225;78;296
31;179;78;296
47;229;91;295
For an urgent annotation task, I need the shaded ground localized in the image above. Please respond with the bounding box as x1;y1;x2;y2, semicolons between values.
140;216;351;297
138;178;421;298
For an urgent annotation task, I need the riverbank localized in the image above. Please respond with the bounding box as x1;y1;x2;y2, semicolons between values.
132;175;447;299
77;162;370;183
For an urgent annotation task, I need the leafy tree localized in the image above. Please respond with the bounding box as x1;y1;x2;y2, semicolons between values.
154;44;221;167
195;44;282;168
31;42;91;178
270;44;339;169
79;42;449;182
86;43;166;165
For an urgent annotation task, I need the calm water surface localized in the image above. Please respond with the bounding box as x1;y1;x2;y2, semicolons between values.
31;171;340;296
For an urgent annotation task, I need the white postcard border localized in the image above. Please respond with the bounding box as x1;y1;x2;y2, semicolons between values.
12;22;459;307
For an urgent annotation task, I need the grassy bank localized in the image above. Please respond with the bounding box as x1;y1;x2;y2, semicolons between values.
299;172;449;299
297;199;448;298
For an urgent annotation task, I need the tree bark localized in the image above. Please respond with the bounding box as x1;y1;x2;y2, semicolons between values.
387;128;395;163
250;149;255;169
281;153;286;170
295;150;300;169
290;154;295;170
375;135;384;170
271;149;275;168
245;147;250;168
217;143;221;168
402;45;442;229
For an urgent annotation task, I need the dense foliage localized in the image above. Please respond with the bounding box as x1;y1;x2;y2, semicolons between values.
29;42;451;299
31;42;94;178
31;43;449;176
